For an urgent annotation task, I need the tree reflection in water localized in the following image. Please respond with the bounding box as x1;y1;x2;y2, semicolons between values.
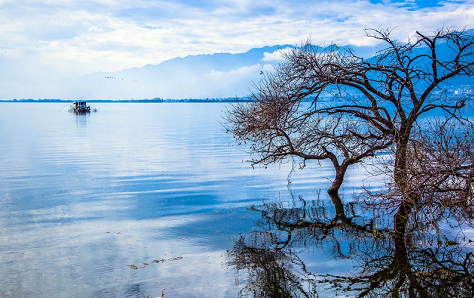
228;193;474;297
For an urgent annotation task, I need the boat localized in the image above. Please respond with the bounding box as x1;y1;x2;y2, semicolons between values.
70;101;92;113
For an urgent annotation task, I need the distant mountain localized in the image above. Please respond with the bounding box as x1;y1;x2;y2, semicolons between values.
29;45;295;100
8;31;474;100
29;43;383;100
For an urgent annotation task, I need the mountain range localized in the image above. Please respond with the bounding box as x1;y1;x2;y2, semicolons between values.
10;43;383;100
16;45;292;100
7;32;474;100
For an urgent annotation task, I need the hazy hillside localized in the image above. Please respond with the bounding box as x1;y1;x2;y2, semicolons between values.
6;31;474;100
12;43;381;100
24;45;294;100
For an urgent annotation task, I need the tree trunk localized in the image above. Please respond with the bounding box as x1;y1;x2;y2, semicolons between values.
394;128;409;190
328;163;348;195
394;200;412;246
393;227;409;271
392;132;418;291
328;191;345;218
393;125;419;237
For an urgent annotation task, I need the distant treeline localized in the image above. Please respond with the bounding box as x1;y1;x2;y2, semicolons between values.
1;92;472;103
0;97;254;103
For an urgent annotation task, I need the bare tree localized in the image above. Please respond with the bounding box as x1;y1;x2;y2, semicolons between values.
225;50;391;195
228;195;378;298
228;195;474;297
387;119;474;234
225;27;474;235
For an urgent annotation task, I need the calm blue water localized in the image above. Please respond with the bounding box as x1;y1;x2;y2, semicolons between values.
0;103;372;297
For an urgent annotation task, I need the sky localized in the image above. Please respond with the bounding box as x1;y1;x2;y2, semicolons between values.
0;0;473;97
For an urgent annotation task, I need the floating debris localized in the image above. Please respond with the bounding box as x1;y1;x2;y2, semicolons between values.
152;259;165;263
130;257;183;270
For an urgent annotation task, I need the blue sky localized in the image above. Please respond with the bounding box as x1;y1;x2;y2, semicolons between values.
368;0;444;8
0;0;473;92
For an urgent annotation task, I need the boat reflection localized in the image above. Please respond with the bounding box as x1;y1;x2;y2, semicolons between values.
228;192;474;297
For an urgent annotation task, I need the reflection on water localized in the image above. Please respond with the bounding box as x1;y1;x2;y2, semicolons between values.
75;112;89;127
0;103;347;298
228;194;474;297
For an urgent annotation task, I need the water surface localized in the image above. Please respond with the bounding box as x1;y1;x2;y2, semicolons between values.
0;103;357;297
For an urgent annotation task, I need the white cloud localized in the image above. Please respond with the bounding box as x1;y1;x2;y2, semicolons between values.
205;64;263;77
262;47;293;61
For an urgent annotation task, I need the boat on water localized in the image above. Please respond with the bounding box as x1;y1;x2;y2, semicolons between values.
70;101;96;113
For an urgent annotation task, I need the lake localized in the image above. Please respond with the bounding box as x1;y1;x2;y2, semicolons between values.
2;102;375;298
